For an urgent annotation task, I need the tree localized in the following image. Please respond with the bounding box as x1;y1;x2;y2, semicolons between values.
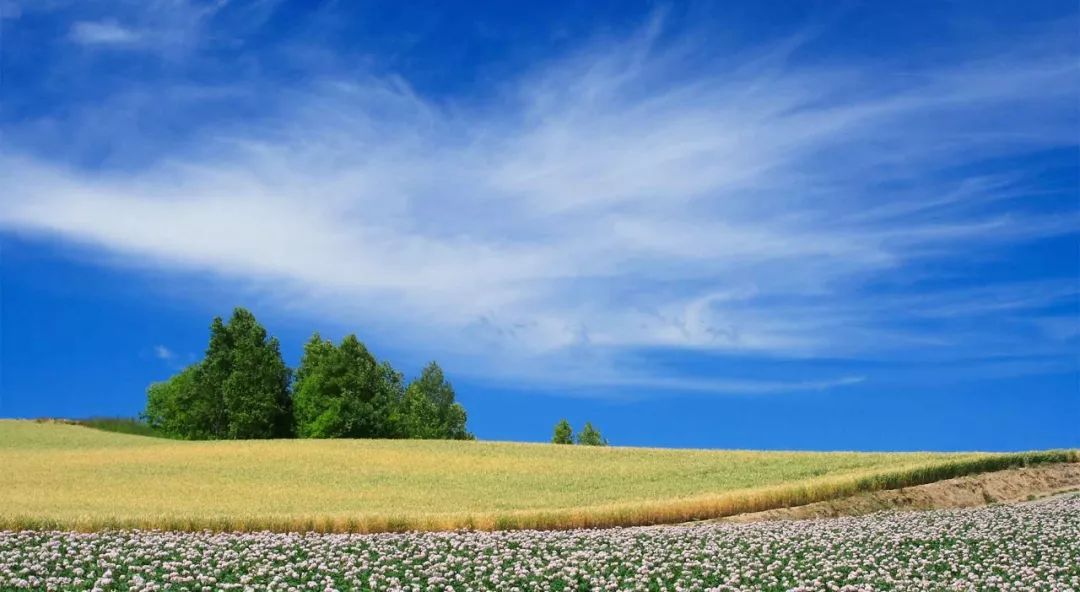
400;362;472;440
143;365;204;438
577;421;607;446
293;333;402;439
291;332;339;438
552;419;574;444
143;308;292;440
376;360;407;436
205;308;292;439
141;307;475;442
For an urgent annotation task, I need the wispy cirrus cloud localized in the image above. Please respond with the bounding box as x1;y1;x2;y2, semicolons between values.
69;20;142;45
60;1;270;55
1;9;1076;394
152;345;176;361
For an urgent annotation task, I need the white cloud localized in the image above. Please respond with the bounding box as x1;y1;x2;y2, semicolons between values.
69;20;142;45
153;345;176;361
64;1;243;54
2;17;1077;394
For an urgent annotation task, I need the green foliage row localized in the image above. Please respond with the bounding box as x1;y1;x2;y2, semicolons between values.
74;418;166;439
143;307;472;441
552;419;607;446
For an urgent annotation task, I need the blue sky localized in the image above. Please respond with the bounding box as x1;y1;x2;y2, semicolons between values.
1;0;1077;450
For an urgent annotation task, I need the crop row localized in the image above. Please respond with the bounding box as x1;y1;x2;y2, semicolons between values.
1;495;1077;591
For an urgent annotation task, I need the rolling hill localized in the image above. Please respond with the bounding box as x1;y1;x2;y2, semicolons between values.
1;420;1073;532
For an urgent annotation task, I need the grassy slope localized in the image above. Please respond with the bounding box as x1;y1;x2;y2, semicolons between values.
1;420;1074;532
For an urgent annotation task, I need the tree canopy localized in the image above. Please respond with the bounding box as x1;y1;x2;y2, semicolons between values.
205;309;293;439
576;421;607;446
552;419;574;444
144;308;291;439
144;364;203;438
399;362;472;440
143;308;472;441
292;333;404;439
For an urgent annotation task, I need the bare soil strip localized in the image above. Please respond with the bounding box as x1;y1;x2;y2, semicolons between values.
706;463;1080;523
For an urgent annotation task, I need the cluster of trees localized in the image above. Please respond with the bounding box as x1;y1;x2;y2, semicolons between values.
552;419;607;446
144;308;472;441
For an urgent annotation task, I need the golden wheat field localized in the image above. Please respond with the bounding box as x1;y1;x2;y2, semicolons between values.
0;420;1074;533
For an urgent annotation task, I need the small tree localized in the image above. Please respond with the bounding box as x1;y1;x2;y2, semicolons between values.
376;360;407;437
552;419;574;444
142;307;291;440
143;365;203;439
204;308;292;439
293;333;402;439
577;421;607;446
400;362;472;440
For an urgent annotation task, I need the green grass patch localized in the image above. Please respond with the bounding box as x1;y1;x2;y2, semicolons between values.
74;417;168;438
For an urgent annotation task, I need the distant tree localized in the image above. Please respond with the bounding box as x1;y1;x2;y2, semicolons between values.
399;382;439;439
552;419;574;444
577;421;607;446
204;308;292;439
291;332;340;438
376;360;408;437
400;362;472;440
141;307;475;442
292;333;402;439
194;315;232;437
143;308;291;440
142;365;204;438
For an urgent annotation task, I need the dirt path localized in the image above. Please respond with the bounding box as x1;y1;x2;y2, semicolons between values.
702;463;1080;524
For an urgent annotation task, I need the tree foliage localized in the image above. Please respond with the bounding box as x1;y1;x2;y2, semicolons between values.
399;362;472;440
143;308;291;439
143;308;472;441
292;333;404;439
552;419;574;444
143;365;203;438
576;421;607;446
207;309;293;439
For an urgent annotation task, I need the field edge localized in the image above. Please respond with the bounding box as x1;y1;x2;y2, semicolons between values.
715;462;1080;524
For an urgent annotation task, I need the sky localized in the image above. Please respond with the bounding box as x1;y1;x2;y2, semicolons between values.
1;0;1077;451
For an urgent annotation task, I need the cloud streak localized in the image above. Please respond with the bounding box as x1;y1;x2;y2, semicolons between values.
69;20;142;45
153;345;176;361
2;11;1076;394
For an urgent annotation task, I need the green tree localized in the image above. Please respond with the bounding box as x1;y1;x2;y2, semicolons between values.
141;307;475;442
577;421;607;446
142;365;204;438
552;419;574;444
291;332;339;438
208;308;292;439
400;362;472;440
376;360;407;436
292;333;403;439
142;308;291;439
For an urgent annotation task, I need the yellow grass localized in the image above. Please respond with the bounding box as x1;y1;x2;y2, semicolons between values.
1;420;1074;532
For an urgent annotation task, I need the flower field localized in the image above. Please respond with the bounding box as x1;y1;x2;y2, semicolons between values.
2;495;1077;591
